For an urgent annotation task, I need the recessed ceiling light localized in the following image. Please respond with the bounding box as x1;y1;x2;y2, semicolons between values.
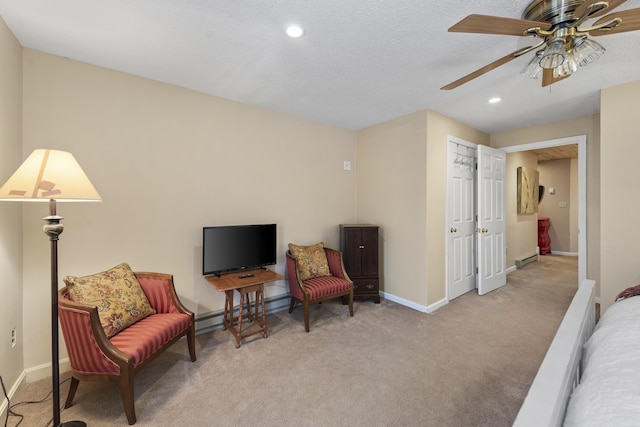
488;97;502;104
286;25;304;38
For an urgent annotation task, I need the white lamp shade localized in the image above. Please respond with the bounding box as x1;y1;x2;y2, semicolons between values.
0;149;101;202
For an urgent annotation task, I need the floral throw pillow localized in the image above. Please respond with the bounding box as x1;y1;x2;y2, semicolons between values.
615;284;640;302
288;242;331;281
64;262;156;338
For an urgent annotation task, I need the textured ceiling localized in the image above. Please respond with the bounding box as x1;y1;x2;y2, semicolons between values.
0;0;639;133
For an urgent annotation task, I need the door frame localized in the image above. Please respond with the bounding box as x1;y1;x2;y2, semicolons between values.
501;135;587;285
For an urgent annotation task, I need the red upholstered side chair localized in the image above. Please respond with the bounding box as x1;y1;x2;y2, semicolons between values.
286;247;354;332
58;271;196;425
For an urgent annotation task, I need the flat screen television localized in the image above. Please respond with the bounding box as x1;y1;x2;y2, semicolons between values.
202;224;277;276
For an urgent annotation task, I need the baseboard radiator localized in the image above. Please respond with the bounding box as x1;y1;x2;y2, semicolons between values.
516;253;539;269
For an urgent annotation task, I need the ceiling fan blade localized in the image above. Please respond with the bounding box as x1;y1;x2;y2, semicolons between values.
574;0;628;19
541;68;570;87
449;14;551;36
441;47;533;90
589;8;640;35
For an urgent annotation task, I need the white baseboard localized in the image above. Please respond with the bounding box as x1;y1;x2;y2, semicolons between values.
0;369;26;422
379;291;447;313
24;359;72;384
381;291;428;312
506;265;517;274
1;359;73;424
426;298;449;313
550;251;578;257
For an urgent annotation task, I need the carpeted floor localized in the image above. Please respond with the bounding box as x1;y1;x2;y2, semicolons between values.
7;255;577;427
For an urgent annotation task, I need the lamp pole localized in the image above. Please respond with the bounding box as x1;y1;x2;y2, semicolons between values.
44;200;85;427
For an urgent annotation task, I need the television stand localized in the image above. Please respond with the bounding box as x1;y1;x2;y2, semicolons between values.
205;269;284;348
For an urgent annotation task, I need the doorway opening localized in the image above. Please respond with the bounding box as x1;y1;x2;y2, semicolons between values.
502;135;587;285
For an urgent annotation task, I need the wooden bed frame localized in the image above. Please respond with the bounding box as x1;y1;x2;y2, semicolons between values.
513;279;596;427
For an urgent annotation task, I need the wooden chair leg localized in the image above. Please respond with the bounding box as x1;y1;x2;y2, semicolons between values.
64;377;80;408
187;324;197;362
288;297;296;313
120;371;137;425
303;300;310;333
348;291;354;317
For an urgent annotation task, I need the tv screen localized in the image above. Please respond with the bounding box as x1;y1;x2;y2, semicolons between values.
202;224;277;276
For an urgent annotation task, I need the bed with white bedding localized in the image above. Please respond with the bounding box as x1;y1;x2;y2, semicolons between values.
514;279;640;427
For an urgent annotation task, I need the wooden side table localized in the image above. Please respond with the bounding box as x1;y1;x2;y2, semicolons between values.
538;217;551;255
205;269;284;348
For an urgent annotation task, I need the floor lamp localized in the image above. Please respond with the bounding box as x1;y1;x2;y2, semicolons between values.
0;149;101;427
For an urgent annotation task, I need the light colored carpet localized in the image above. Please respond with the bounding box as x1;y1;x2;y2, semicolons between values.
9;255;577;427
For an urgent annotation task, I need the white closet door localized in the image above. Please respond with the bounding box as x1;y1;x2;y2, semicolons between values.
477;144;506;295
447;138;476;300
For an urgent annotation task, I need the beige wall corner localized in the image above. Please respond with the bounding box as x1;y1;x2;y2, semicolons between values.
600;80;640;314
537;158;577;254
357;109;489;308
0;15;25;395
357;111;428;305
506;151;539;266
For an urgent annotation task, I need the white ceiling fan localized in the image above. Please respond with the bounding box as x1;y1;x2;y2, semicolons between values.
441;0;640;90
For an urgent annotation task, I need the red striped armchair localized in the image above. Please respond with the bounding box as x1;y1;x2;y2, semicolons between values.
286;247;354;332
58;271;196;425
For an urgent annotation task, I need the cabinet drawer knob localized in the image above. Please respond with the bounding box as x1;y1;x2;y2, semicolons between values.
359;245;365;249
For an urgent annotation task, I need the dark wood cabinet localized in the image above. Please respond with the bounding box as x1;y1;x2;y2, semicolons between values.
340;224;380;303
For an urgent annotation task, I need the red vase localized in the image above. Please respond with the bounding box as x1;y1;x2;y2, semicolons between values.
538;217;551;255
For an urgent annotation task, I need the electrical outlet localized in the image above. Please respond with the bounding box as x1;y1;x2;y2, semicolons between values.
343;160;351;171
11;328;16;348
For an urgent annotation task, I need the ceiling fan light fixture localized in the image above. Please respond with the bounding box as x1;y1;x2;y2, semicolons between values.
573;38;606;67
521;51;544;79
553;54;578;78
540;39;567;69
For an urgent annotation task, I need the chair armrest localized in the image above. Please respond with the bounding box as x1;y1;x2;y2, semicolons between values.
135;272;193;317
324;248;352;282
58;288;132;376
286;251;308;300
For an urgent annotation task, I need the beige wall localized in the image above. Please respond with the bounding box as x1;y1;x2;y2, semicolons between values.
570;157;578;253
21;49;358;370
601;80;640;313
505;151;538;266
356;111;428;304
0;16;24;398
357;109;489;308
538;158;578;254
491;115;600;290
